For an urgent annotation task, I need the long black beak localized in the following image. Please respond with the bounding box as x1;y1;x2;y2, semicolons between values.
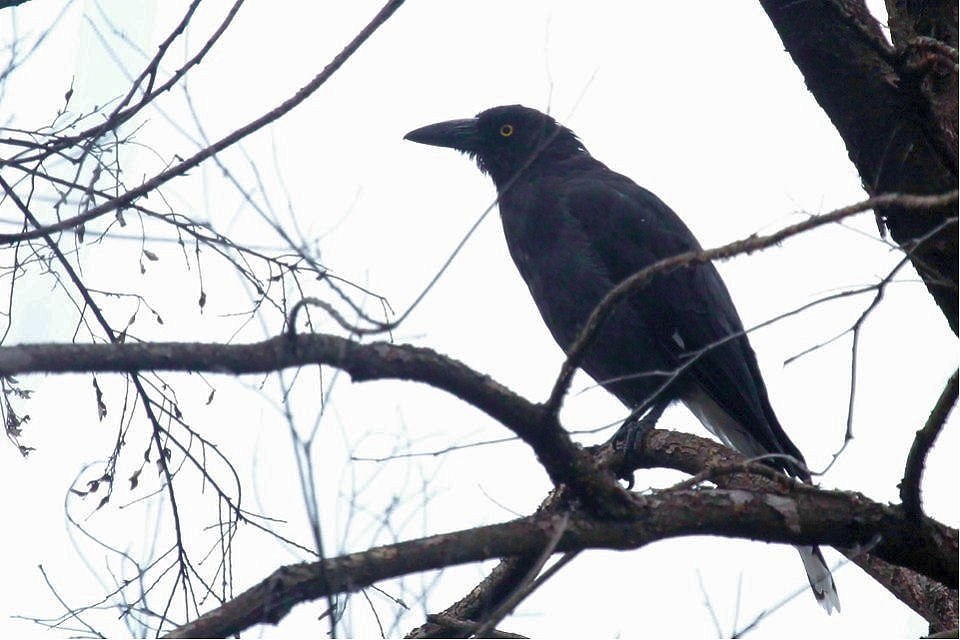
403;118;480;152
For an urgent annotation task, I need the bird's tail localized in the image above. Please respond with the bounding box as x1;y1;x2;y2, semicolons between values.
797;545;840;614
682;388;841;613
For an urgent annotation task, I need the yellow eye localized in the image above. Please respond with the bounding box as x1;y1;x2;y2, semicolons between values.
499;124;514;137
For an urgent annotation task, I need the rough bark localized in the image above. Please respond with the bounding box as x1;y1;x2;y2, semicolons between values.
6;337;958;633
627;429;960;632
759;0;959;333
163;486;955;638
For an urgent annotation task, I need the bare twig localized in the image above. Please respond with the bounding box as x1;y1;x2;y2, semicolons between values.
0;174;204;632
696;569;724;638
901;370;959;521
287;119;571;338
471;513;571;637
544;189;959;414
36;564;105;638
732;536;881;637
0;0;407;244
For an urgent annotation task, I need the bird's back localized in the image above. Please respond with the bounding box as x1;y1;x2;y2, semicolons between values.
496;155;807;476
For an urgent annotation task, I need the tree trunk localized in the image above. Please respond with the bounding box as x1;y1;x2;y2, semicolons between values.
760;0;958;334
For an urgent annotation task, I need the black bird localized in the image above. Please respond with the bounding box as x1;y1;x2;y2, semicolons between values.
404;104;839;613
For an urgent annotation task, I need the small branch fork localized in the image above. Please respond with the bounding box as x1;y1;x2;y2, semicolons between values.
159;480;954;638
0;0;408;244
1;333;957;637
2;193;955;636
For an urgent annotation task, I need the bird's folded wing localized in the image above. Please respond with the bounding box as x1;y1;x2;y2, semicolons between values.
563;177;792;458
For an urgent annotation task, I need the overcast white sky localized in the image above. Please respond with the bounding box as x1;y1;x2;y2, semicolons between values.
0;1;956;638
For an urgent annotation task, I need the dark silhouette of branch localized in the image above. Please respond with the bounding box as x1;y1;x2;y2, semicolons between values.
406;490;569;639
901;369;959;520
623;429;959;631
4;334;957;635
0;333;631;513
161;484;953;638
885;2;958;168
758;0;959;332
469;514;572;638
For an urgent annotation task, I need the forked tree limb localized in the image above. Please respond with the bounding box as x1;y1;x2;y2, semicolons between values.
162;482;955;638
759;0;959;332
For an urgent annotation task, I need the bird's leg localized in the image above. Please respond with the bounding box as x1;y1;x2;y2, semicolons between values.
611;400;668;489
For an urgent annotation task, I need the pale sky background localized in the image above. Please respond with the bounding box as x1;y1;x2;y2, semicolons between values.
0;1;956;638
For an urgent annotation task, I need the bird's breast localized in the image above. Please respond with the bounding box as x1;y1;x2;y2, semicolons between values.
499;199;614;349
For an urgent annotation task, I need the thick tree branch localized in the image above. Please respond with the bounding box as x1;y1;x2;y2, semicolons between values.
9;336;957;632
0;334;634;513
414;421;960;638
758;0;959;332
885;0;959;171
886;0;959;50
853;554;959;634
622;428;959;630
163;485;954;638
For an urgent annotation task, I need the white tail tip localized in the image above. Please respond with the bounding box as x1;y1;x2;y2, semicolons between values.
797;545;841;614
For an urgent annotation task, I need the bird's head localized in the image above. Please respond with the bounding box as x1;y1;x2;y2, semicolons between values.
404;105;585;186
